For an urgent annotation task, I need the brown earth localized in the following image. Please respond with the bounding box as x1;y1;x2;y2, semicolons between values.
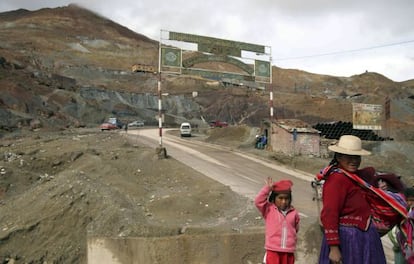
1;125;414;263
0;127;265;263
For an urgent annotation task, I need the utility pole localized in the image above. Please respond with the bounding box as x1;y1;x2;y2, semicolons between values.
269;85;274;121
156;36;167;159
157;71;162;147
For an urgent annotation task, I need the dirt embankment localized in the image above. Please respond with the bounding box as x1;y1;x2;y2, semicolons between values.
0;128;261;263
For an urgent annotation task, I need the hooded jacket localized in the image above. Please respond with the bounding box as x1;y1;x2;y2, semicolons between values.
255;185;300;253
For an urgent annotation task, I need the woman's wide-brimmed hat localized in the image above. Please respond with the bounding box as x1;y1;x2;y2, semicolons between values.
328;135;371;156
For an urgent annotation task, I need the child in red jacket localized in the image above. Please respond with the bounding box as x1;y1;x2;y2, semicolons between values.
255;177;300;264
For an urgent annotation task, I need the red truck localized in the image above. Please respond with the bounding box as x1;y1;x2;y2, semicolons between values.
209;120;228;128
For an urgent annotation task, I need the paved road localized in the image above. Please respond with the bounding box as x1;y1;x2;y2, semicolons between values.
128;129;319;217
127;128;395;263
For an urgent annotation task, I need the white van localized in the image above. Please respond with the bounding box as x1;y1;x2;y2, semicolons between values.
180;122;192;137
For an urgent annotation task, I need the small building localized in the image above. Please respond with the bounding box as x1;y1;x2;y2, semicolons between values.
269;119;321;156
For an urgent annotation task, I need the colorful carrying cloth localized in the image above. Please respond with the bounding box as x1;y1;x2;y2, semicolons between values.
316;166;409;244
400;210;414;262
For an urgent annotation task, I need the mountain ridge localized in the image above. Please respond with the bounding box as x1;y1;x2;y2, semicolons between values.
0;4;413;140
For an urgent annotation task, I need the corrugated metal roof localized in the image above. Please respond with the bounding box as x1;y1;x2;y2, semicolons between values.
274;119;320;133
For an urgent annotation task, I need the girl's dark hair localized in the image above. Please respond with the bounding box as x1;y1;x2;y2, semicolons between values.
268;191;292;203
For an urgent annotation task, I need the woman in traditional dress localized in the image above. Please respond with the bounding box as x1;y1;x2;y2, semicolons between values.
317;135;387;264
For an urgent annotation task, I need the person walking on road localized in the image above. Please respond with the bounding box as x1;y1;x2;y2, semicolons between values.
255;178;300;264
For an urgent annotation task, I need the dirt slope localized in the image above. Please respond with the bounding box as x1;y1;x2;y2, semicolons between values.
0;128;260;263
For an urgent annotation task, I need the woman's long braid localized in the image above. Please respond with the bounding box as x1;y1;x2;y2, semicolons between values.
324;153;340;178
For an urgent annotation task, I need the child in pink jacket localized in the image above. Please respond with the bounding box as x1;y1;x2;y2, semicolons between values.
255;177;300;264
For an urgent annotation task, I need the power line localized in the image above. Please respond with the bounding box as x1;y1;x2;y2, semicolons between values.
274;39;414;61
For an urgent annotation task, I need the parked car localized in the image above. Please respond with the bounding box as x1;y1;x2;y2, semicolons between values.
128;120;145;127
180;122;192;137
209;120;228;128
107;117;124;128
100;122;118;131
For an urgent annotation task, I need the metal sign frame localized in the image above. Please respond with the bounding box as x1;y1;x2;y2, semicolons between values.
155;30;272;151
159;30;272;84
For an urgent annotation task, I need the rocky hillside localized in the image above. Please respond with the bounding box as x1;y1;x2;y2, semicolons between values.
1;4;414;140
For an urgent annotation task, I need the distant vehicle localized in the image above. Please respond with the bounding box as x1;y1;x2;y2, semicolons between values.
180;122;192;137
107;117;124;128
209;120;228;128
100;122;118;131
128;120;145;127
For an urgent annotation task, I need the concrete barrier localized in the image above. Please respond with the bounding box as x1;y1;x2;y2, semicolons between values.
88;230;265;264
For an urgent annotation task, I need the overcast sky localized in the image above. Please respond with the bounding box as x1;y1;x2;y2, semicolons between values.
1;0;414;82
